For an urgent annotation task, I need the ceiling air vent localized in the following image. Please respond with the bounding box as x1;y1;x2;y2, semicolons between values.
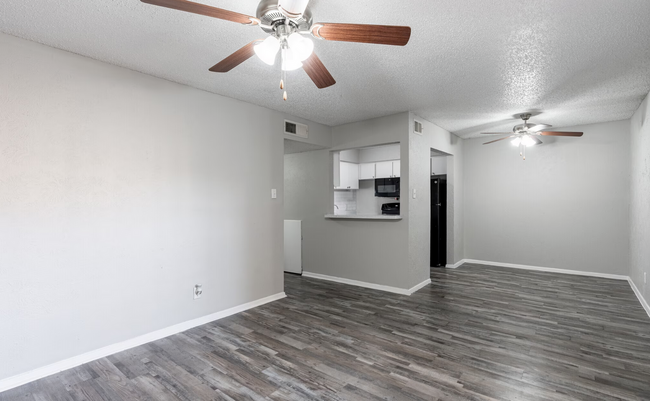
284;120;308;138
414;120;424;135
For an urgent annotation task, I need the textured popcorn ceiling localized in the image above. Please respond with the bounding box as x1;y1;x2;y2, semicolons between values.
1;0;650;138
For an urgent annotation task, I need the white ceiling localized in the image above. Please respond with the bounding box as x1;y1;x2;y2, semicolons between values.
2;0;650;138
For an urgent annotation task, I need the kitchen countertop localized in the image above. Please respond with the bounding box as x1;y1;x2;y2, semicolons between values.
324;214;402;220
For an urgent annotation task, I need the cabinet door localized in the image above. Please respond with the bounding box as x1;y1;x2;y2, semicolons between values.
375;161;393;178
340;161;359;189
333;152;341;188
359;163;376;180
431;157;447;175
392;160;401;178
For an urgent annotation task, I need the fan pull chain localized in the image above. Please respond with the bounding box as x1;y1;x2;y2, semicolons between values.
282;70;287;101
523;143;526;160
281;49;288;101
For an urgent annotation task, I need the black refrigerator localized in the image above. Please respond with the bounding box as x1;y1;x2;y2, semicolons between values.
431;176;447;267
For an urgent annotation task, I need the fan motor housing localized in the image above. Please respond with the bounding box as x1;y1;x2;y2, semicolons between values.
256;0;312;34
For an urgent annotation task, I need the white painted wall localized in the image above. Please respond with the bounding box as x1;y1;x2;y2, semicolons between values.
629;95;649;306
463;119;630;275
0;33;330;382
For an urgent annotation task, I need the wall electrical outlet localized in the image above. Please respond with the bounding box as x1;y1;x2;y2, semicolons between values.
271;189;277;199
193;284;203;300
412;188;417;199
644;272;647;284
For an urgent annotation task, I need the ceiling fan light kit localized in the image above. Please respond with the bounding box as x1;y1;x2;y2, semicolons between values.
254;36;280;65
141;0;411;101
482;113;584;160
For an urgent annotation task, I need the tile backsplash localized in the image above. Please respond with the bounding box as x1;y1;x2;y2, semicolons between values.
334;190;357;215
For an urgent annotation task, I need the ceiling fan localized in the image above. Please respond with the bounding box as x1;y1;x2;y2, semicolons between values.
140;0;411;100
481;114;584;160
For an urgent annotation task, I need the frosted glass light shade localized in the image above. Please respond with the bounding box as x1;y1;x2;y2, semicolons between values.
254;37;280;65
278;0;310;16
287;33;314;61
282;48;303;71
521;135;536;147
512;135;537;147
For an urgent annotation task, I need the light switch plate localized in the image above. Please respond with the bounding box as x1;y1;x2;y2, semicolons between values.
271;189;277;199
412;189;417;199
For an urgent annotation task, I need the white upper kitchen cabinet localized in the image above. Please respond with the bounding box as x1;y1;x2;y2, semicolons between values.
376;160;400;178
375;161;393;178
431;157;447;175
392;160;401;177
337;161;359;189
359;163;376;180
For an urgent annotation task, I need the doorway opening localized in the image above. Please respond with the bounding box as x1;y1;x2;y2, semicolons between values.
283;138;327;275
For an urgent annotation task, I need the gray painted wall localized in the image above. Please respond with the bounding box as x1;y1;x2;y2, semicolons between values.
463;119;630;275
408;114;464;288
358;144;401;163
0;33;331;381
283;119;332;149
339;149;359;163
629;95;649;304
285;113;412;289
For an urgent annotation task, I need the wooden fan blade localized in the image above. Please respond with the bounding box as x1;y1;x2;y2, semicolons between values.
529;124;551;132
481;132;513;135
209;40;260;73
302;53;336;89
141;0;258;25
539;131;584;137
312;23;411;46
483;135;515;145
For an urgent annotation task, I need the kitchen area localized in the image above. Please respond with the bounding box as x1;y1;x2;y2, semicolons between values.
283;111;462;293
327;143;402;220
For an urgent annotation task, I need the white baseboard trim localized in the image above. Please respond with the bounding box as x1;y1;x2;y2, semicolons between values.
445;260;465;269
447;259;649;319
628;278;650;319
0;292;286;393
460;259;629;281
408;278;432;294
302;272;430;296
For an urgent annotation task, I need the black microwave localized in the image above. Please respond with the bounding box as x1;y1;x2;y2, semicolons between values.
375;178;400;197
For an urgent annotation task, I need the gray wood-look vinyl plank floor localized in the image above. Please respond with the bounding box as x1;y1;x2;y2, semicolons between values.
2;263;649;400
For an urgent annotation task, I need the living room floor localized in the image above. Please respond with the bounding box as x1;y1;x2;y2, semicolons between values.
2;264;649;401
